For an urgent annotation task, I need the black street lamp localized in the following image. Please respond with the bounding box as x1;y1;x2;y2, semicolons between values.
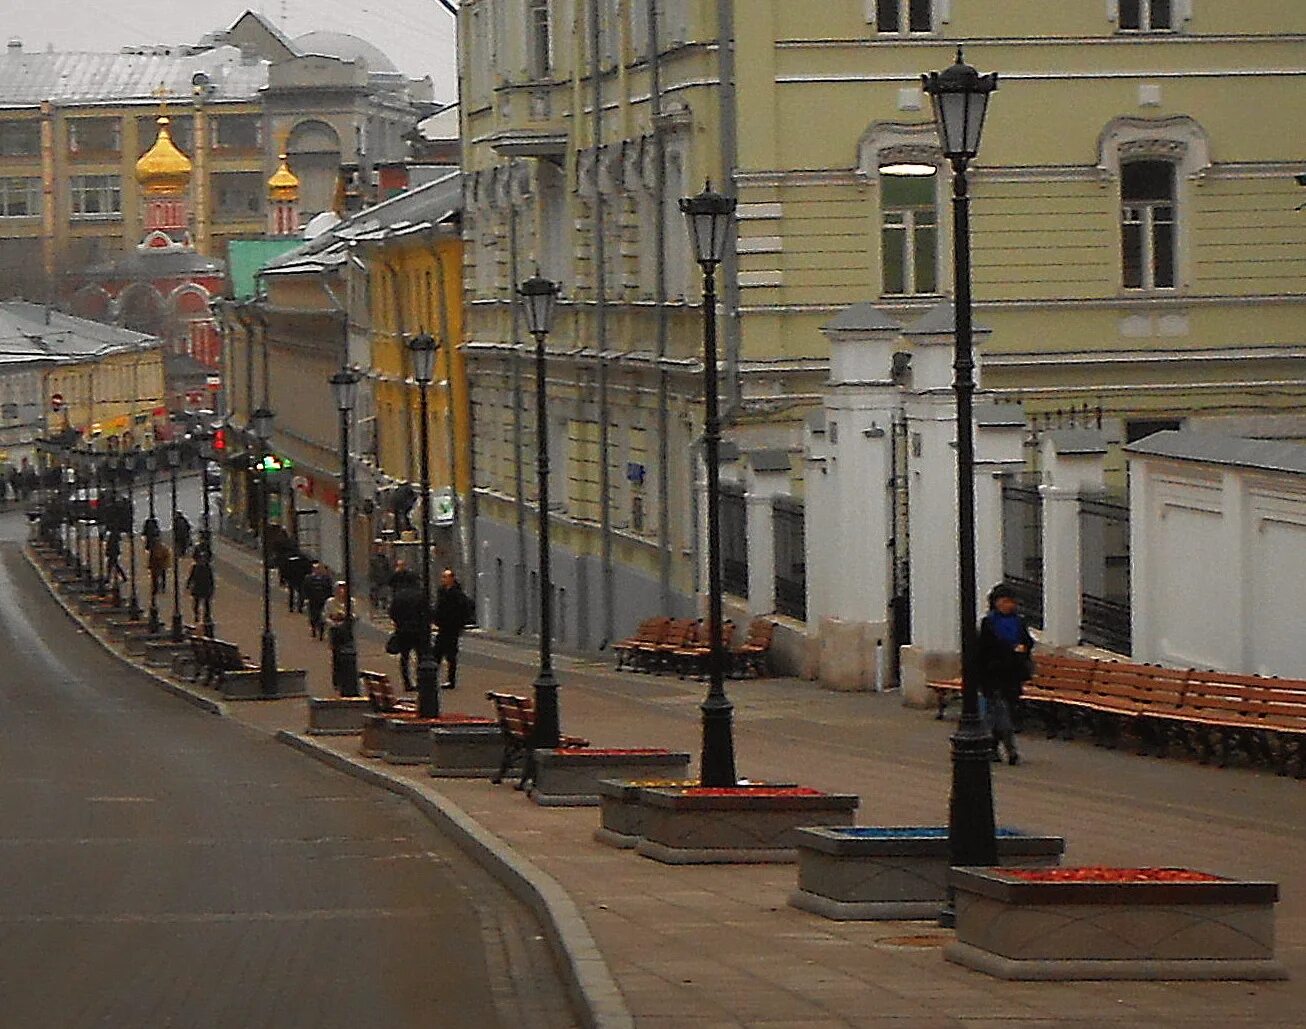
93;454;108;594
407;334;440;718
679;182;738;788
194;426;216;637
922;48;1000;915
77;449;93;586
106;455;122;606
518;271;562;750
251;406;278;696
145;448;160;633
329;368;361;698
168;444;183;640
124;450;142;620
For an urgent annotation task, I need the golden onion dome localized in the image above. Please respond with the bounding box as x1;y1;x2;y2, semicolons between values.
267;154;300;202
135;117;192;197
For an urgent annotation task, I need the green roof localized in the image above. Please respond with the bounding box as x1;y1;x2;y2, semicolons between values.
227;239;303;300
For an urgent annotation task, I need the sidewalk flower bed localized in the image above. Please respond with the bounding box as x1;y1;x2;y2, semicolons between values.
945;866;1286;981
633;785;859;865
789;825;1064;922
531;747;691;807
595;779;791;849
360;712;494;763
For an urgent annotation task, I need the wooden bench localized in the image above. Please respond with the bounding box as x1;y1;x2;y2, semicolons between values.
673;619;735;679
184;636;256;687
485;691;590;790
731;618;777;678
613;616;670;671
931;655;1306;775
364;669;415;715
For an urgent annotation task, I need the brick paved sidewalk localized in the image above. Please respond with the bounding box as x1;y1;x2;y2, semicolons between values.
137;538;1306;1025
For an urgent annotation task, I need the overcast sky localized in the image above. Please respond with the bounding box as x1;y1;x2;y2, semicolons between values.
5;1;458;103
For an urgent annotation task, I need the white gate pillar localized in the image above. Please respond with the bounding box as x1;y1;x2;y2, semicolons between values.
974;402;1027;611
1039;430;1107;649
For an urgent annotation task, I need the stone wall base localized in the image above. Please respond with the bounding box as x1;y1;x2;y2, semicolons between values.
898;645;960;709
944;942;1287;982
220;668;308;700
817;617;890;692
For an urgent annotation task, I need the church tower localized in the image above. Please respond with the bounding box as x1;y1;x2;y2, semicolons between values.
267;153;301;237
135;116;193;249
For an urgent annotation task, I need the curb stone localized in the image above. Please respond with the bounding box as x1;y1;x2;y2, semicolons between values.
278;730;633;1029
23;545;630;1029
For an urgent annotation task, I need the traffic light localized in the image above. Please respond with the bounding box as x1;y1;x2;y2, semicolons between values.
213;428;226;453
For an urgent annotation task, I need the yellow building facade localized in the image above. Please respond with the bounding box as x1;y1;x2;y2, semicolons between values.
460;1;1306;653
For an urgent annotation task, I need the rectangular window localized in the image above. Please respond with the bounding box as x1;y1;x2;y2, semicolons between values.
0;177;41;218
1121;161;1176;291
213;171;264;220
876;0;932;33
0;121;40;156
528;0;552;78
1119;0;1174;31
68;118;121;155
70;175;122;218
881;170;938;296
214;116;261;151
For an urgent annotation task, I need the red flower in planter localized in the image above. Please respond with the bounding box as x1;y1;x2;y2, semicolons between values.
680;787;826;798
1004;867;1222;884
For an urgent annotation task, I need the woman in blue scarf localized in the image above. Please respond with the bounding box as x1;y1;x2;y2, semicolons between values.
977;583;1035;765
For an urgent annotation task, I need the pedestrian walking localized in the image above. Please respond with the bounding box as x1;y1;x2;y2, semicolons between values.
368;544;392;610
284;549;312;612
977;583;1035;766
142;513;160;551
174;511;192;559
325;580;349;642
432;568;474;690
302;561;334;640
104;529;127;584
147;538;171;597
186;550;215;628
386;579;429;692
388;557;419;594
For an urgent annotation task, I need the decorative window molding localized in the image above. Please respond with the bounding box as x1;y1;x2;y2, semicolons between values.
1096;115;1211;183
856;121;941;181
1107;0;1192;28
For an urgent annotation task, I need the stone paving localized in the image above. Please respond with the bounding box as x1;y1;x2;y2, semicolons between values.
46;533;1306;1026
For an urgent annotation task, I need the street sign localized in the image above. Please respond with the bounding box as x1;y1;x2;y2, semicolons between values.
50;393;64;412
432;489;456;527
206;375;221;392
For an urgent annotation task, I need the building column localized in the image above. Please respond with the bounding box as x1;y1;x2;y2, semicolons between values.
743;454;790;617
1038;431;1107;649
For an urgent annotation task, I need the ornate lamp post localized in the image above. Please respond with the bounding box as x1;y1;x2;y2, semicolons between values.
80;449;94;587
124;450;142;620
518;272;562;750
406;334;440;718
679;182;738;787
93;453;108;593
922;49;1000;918
251;406;278;696
194;426;216;637
106;455;122;606
329;368;361;698
167;444;183;640
145;448;160;633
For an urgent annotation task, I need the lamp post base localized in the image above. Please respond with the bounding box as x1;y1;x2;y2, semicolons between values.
148;602;160;635
532;667;560;750
128;597;141;621
942;709;999;926
334;624;360;698
699;695;738;788
171;612;183;642
260;629;279;697
416;644;441;717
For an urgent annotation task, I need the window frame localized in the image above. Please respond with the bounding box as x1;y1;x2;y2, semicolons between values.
526;0;553;79
1120;160;1177;292
872;0;936;35
1117;0;1176;33
0;121;40;157
69;174;123;220
0;177;42;219
879;167;941;298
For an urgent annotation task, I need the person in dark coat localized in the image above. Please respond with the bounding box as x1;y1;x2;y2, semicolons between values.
105;530;126;585
387;581;430;691
976;583;1036;766
368;545;392;610
142;513;160;552
388;558;419;594
284;550;313;612
431;568;474;690
302;562;334;640
173;511;192;559
186;551;215;627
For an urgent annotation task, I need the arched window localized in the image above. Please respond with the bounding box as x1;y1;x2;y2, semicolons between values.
1121;160;1175;290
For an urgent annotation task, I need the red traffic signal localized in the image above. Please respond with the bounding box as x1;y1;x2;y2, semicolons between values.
213;428;226;452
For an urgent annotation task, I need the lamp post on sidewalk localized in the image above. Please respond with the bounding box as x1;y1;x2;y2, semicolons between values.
680;182;738;788
194;426;216;638
146;448;160;634
517;272;562;750
78;449;93;587
93;454;108;594
329;368;361;698
124;450;141;620
106;455;122;607
252;407;278;696
922;49;1000;920
407;334;440;718
168;443;183;641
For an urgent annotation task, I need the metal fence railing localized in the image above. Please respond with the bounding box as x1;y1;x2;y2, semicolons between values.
773;496;806;621
1080;489;1131;654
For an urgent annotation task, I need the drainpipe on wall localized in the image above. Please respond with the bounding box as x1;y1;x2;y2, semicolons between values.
507;175;528;635
649;0;673;616
717;0;742;413
592;0;615;650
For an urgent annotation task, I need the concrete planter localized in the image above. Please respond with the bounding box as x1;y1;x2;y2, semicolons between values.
789;826;1065;921
306;697;374;735
635;787;859;865
359;713;495;763
594;779;793;849
219;668;308;701
531;749;692;807
143;639;193;668
122;631;173;656
945;867;1286;981
428;724;505;777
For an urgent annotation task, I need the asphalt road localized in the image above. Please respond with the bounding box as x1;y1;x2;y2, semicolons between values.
0;512;576;1028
